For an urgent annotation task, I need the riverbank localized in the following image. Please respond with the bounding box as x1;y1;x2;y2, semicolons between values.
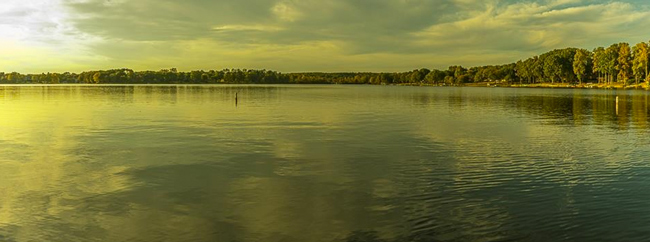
463;82;650;89
2;82;649;90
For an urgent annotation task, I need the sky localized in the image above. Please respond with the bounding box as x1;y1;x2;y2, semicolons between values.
1;0;650;73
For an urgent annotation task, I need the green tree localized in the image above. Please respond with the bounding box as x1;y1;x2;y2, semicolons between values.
6;72;22;83
49;73;60;84
408;70;424;83
424;70;446;84
573;49;590;84
444;75;455;85
544;55;561;83
593;47;606;83
605;44;620;84
92;72;102;84
617;42;632;84
515;60;528;84
448;66;467;81
632;42;649;85
530;56;543;83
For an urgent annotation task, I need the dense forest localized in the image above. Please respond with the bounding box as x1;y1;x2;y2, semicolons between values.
1;41;649;86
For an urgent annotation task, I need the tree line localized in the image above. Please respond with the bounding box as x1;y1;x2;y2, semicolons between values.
1;41;648;86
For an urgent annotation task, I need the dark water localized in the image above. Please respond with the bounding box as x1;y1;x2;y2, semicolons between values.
1;85;650;242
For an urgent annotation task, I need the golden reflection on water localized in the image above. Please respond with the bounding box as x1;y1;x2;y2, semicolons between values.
1;86;650;241
0;85;378;241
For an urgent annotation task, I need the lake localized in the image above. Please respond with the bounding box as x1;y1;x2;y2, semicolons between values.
1;85;650;242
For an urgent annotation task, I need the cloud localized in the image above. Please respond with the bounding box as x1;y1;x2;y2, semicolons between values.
3;0;650;72
63;0;460;50
213;25;284;32
65;0;279;41
272;1;303;22
414;1;650;62
0;0;105;73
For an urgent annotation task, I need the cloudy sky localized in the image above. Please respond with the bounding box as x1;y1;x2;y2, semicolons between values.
1;0;650;73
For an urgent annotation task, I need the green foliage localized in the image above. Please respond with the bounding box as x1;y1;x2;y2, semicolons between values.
617;43;632;83
592;47;606;83
0;42;648;86
573;49;590;84
632;42;649;84
605;44;620;83
424;70;445;84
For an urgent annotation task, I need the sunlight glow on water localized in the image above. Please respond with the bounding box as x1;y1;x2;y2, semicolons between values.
1;85;650;241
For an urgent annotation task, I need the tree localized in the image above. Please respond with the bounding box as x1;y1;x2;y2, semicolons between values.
444;75;455;85
515;60;528;84
499;63;517;83
0;41;648;87
424;69;446;84
544;55;561;83
92;72;102;84
558;48;578;83
49;73;60;84
408;69;424;83
573;49;590;84
593;47;606;83
6;72;22;83
530;56;543;83
448;66;467;80
617;42;632;84
632;42;649;85
605;44;620;84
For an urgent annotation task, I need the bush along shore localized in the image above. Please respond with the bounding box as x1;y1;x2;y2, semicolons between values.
1;41;650;88
465;81;649;89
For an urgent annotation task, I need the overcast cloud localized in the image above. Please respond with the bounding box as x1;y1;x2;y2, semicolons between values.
2;0;650;73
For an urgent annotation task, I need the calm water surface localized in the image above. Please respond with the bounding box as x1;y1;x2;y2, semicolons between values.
1;85;650;242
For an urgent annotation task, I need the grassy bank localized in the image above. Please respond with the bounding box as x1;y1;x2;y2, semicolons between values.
463;81;650;89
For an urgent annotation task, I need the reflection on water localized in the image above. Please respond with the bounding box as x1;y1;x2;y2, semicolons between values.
1;85;650;241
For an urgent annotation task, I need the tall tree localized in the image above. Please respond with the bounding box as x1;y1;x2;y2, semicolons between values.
605;44;620;84
573;49;590;84
617;42;632;84
593;47;605;83
531;56;543;83
516;60;529;84
544;55;561;83
632;42;649;85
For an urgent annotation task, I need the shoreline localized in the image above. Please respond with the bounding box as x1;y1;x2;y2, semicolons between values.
402;82;650;90
0;82;648;90
481;82;648;90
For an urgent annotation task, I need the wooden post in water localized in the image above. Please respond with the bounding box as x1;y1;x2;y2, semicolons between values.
235;92;238;106
616;96;618;115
